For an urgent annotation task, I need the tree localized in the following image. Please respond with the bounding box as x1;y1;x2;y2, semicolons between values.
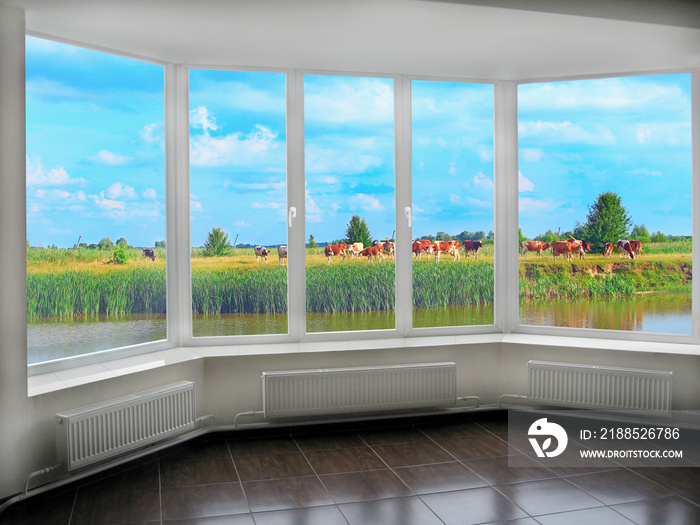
579;192;631;253
202;227;231;257
110;244;129;264
650;231;667;243
98;237;114;250
630;224;650;242
155;240;166;249
308;235;317;249
116;237;130;248
344;215;372;247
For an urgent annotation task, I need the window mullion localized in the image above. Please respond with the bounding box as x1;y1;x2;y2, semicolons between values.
395;76;412;336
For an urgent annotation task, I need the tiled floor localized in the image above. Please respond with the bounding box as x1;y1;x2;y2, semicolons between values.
1;411;699;524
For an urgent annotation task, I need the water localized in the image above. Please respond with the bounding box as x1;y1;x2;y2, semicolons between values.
27;293;692;364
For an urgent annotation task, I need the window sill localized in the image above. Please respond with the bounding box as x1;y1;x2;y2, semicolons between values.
27;332;700;397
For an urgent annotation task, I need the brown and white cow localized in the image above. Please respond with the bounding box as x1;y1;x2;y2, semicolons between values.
603;242;614;257
520;240;549;258
359;244;384;263
628;240;643;257
324;243;347;263
278;245;288;265
463;240;483;259
254;245;269;264
432;240;460;263
349;242;364;258
412;240;433;260
617;240;635;259
550;240;584;261
568;238;591;259
142;248;156;262
381;240;395;260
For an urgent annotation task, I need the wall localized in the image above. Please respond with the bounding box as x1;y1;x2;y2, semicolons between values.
1;5;699;502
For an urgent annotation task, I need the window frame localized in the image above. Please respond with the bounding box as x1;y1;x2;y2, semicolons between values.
25;34;700;378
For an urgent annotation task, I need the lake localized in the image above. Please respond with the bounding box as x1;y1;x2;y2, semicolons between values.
28;293;692;364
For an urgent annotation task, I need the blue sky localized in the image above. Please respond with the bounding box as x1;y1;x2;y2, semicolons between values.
518;73;692;239
26;36;165;249
27;36;691;249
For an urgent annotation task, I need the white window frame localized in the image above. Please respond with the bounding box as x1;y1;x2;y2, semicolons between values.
25;33;700;378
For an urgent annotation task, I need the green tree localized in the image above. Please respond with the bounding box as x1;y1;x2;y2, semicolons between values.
202;227;231;257
344;215;372;246
630;224;651;242
155;240;166;249
98;237;114;250
308;235;317;249
579;192;631;253
650;231;668;243
116;237;130;248
110;244;129;264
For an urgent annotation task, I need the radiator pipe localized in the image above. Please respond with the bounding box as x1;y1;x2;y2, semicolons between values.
24;463;63;496
233;410;264;428
457;395;481;408
498;394;528;409
196;414;216;427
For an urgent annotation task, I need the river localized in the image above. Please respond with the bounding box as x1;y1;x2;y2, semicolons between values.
28;293;691;364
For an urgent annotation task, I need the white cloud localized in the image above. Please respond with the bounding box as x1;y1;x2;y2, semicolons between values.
190;194;203;213
305;78;394;125
626;168;662;177
518;171;534;192
190;106;218;131
477;145;493;162
450;194;461;204
26;156;86;187
519;197;556;212
350;193;384;211
190;124;281;167
305;141;384;176
320;176;339;184
224;180;286;192
636;124;653;144
106;182;138;200
518;120;616;145
250;201;283;209
449;163;457;176
90;191;126;210
521;148;544;162
92;150;130;166
472;171;493;189
465;197;492;208
140;122;163;144
142;188;157;199
233;220;249;228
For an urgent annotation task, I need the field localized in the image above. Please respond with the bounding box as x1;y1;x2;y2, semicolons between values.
26;241;691;319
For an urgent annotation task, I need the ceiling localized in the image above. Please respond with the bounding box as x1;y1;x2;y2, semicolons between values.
2;0;699;80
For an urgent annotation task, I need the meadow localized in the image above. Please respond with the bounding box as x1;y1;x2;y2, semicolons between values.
26;241;691;319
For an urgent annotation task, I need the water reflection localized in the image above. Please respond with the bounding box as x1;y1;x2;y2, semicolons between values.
520;293;692;334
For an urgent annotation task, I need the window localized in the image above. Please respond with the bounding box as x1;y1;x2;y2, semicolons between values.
304;75;396;333
518;73;692;334
189;69;288;337
411;80;495;328
26;37;166;365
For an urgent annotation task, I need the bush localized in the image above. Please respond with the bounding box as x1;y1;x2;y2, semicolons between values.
202;227;231;257
111;244;129;264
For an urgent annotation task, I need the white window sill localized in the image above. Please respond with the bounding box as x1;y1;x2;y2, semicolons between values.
27;332;700;397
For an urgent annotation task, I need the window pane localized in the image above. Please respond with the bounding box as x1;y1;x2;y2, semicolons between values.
518;73;692;334
304;75;395;333
189;70;287;337
411;81;495;328
26;37;166;364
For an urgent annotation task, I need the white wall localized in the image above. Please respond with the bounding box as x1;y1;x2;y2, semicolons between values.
1;4;699;502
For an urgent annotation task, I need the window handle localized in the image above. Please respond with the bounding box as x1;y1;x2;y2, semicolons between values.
288;206;297;228
404;206;412;228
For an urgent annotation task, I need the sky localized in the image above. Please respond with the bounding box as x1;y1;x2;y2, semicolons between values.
518;73;692;239
26;36;692;248
26;36;165;249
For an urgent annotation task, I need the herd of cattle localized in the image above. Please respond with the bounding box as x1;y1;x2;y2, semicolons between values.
520;239;644;261
247;239;485;264
144;238;643;265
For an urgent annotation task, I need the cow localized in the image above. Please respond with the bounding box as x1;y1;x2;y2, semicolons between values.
629;239;643;257
520;240;549;258
432;240;461;263
359;244;384;263
142;248;156;262
568;238;591;259
550;240;584;262
412;240;433;260
278;245;288;266
617;240;635;259
254;245;269;264
349;242;364;258
324;243;347;263
602;242;614;257
462;240;483;259
381;240;395;260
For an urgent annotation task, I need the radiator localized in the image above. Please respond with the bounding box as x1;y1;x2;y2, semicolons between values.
527;361;672;416
56;381;195;471
262;362;457;418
